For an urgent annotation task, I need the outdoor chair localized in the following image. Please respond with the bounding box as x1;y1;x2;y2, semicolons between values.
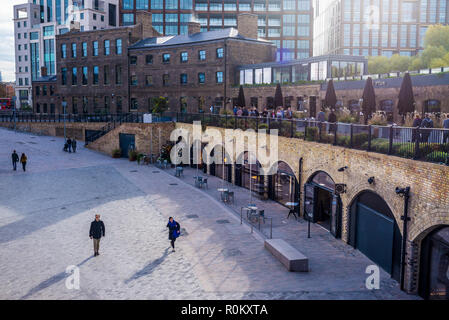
259;210;266;224
202;178;208;189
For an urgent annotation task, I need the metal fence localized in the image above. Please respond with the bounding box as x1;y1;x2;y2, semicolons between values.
175;113;449;165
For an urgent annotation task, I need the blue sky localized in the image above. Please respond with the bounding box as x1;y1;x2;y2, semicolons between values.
1;0;23;82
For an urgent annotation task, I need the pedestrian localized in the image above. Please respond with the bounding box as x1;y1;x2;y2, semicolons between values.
412;115;422;143
286;107;293;119
317;110;326;122
72;138;77;153
328;109;337;133
67;138;72;153
236;107;243;116
11;150;19;171
233;105;238;115
20;153;27;172
166;217;180;252
242;107;249;116
89;214;105;256
421;114;434;142
443;114;449;143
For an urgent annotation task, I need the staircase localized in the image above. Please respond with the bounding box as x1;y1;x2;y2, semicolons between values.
84;113;136;146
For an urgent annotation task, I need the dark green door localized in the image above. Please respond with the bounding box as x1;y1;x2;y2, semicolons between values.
356;203;394;274
119;133;135;158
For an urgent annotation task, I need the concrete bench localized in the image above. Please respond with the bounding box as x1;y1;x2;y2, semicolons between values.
264;239;309;272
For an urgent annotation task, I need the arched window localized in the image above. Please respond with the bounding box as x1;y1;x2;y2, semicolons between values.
424;100;441;113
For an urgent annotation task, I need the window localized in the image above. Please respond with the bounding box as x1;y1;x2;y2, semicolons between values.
130;98;138;111
180;51;188;62
136;0;148;9
104;66;109;85
163;74;169;86
180;73;188;85
83;97;88;113
163;53;170;63
122;13;134;25
104;96;109;112
93;41;98;56
18;33;21;40
151;0;163;9
145;75;153;86
72;67;77;85
116;39;122;55
82;67;88;85
72;98;78;114
61;68;67;85
43;103;47;113
130;56;137;64
116;96;122;113
123;0;134;9
180;0;192;9
61;44;67;58
43;26;54;36
36;86;40;96
146;54;153;64
104;40;110;56
82;42;87;57
199;50;206;61
216;48;224;58
116;65;122;84
216;71;223;83
93;66;99;84
131;75;137;86
71;43;76;58
36;103;40;113
43;85;47;96
198;72;205;84
30;32;39;40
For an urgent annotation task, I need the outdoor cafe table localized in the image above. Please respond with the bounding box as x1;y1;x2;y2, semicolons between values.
194;176;203;188
285;202;299;220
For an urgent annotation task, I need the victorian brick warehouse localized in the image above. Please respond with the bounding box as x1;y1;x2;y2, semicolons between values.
47;12;275;114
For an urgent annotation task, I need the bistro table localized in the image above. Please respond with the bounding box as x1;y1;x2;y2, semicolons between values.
285;202;299;220
217;188;229;202
194;176;203;188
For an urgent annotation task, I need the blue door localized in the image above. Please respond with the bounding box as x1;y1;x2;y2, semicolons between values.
119;133;135;158
356;203;394;274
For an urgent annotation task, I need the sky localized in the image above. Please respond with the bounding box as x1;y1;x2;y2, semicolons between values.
0;0;24;82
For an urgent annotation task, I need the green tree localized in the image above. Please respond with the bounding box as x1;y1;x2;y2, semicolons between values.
368;56;390;74
424;25;449;51
420;45;447;67
151;96;169;114
389;54;411;72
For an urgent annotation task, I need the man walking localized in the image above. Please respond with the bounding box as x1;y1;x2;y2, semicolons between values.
166;217;180;252
20;153;27;172
72;138;77;153
421;114;434;142
412;115;422;143
89;214;105;256
11;150;19;171
443;114;449;143
67;138;72;153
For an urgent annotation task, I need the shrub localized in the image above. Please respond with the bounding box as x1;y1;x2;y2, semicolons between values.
337;135;350;146
353;133;369;147
112;148;121;158
362;138;390;153
396;144;415;158
426;151;449;163
305;127;319;141
338;115;358;123
258;123;269;130
128;149;138;161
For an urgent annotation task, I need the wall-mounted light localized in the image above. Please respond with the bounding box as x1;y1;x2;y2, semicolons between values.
368;176;375;184
338;166;348;172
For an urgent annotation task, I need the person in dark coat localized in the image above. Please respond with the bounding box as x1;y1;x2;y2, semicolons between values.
72;139;77;153
20;153;27;172
67;138;72;153
11;150;19;171
89;214;105;256
166;217;180;252
420;114;434;143
328;109;337;133
412;115;422;143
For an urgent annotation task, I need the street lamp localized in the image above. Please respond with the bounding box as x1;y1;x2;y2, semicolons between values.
62;100;67;141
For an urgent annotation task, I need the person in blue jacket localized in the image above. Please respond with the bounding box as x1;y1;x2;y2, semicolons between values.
166;217;180;252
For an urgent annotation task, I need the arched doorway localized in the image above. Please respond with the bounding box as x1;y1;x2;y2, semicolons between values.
209;145;232;183
348;191;402;281
380;100;394;122
304;171;342;238
236;151;264;198
424;99;441;114
419;225;449;300
268;161;299;207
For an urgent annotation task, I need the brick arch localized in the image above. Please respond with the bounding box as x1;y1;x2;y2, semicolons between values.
267;158;298;178
409;211;449;242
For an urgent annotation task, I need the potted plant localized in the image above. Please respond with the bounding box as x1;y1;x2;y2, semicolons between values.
112;148;121;158
137;153;145;164
128;149;138;161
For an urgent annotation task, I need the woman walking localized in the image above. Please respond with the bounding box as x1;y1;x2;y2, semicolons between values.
20;153;27;172
166;217;180;252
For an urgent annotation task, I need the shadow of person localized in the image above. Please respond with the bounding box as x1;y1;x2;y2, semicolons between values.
124;248;171;284
20;256;94;299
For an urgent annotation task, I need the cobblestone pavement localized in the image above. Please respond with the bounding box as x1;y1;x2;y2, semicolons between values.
0;128;418;300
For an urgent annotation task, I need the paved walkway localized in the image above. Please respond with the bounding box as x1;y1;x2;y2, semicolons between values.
0;127;417;299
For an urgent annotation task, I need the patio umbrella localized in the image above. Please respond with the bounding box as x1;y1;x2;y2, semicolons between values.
274;83;284;108
397;73;415;120
361;77;376;124
324;79;337;109
237;85;246;107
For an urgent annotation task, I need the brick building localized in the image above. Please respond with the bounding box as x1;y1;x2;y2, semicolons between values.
128;13;276;113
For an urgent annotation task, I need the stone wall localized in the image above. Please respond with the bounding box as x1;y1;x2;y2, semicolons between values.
86;122;175;157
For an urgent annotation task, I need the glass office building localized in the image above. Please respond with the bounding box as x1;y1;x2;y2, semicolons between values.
119;0;314;61
313;0;449;57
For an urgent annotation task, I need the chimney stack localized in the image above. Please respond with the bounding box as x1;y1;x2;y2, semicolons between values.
237;13;258;39
136;11;154;38
188;21;201;35
40;66;47;77
70;20;80;32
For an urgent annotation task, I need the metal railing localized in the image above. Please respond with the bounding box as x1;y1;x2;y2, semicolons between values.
175;112;449;165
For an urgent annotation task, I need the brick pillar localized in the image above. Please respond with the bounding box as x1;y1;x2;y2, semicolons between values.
237;13;258;39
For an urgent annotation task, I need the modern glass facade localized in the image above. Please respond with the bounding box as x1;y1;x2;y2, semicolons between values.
119;0;313;61
313;0;449;57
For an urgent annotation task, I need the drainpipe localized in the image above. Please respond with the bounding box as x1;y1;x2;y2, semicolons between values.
400;186;411;291
298;157;303;216
223;39;228;112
